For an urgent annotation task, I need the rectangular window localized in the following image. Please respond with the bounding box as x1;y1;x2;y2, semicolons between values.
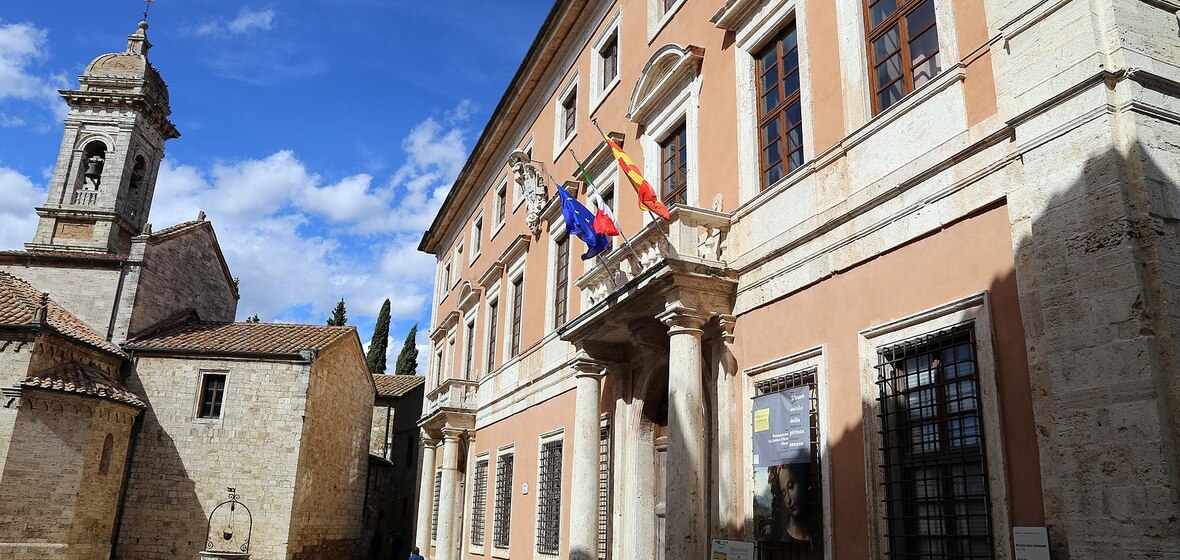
536;437;564;555
473;217;483;256
597;418;612;560
493;452;515;549
562;88;577;141
865;0;941;113
464;320;476;380
599;188;615;249
876;324;994;559
431;470;442;541
434;348;444;387
441;261;452;298
660;124;688;206
600;34;618;89
756;22;804;190
510;277;523;358
198;373;227;418
495;182;508;225
553;234;570;329
471;457;490;547
487;300;499;373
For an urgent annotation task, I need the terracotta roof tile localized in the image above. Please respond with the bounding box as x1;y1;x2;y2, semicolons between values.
372;374;424;398
0;249;128;261
23;361;145;408
127;321;354;356
149;219;205;239
0;272;124;356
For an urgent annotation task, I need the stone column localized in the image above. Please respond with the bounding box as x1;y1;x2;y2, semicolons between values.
569;356;606;560
436;428;463;560
415;437;438;556
712;314;739;537
658;307;711;560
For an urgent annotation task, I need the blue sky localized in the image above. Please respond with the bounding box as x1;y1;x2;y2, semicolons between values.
0;1;551;370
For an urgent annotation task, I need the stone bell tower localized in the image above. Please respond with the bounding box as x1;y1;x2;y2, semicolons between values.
27;20;180;255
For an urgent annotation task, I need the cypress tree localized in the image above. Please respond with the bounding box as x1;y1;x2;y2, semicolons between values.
245;314;260;323
327;298;347;326
394;323;419;375
366;299;391;374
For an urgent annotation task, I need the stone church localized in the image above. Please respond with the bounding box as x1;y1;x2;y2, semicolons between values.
0;20;404;560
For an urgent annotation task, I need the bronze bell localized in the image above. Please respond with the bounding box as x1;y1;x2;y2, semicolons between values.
84;156;104;183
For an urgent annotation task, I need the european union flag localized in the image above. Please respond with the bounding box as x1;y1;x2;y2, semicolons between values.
554;185;610;260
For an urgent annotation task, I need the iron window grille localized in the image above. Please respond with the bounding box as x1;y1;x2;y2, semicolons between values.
471;458;489;547
198;373;227;418
756;21;805;190
875;323;995;559
487;301;499;373
754;368;823;560
864;0;941;113
554;235;570;328
431;470;442;541
536;438;564;555
493;452;515;549
510;278;523;357
597;417;613;560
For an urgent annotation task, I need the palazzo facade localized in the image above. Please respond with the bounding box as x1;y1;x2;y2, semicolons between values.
415;0;1180;559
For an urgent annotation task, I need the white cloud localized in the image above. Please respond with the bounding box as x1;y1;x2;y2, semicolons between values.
0;166;45;250
0;22;68;126
195;7;276;37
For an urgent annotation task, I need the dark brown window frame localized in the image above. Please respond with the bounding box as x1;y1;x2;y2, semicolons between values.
487;300;499;373
756;21;805;191
600;34;618;90
863;0;941;114
495;183;507;225
198;372;226;418
464;320;476;380
660;123;688;206
510;276;524;358
553;234;570;329
562;87;578;141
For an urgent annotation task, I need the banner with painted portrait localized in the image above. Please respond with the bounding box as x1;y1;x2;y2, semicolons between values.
752;386;814;545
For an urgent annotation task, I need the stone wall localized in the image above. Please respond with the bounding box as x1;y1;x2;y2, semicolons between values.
0;331;35;478
286;337;373;559
0;263;123;338
363;386;423;560
124;224;238;338
0;389;138;560
116;355;311;560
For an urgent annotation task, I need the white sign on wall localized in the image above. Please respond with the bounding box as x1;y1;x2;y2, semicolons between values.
1013;527;1051;560
710;539;755;560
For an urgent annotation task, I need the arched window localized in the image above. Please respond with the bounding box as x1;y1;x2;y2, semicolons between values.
73;140;108;205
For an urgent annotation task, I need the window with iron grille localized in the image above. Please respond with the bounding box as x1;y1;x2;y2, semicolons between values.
553;234;570;328
754;368;823;560
756;22;804;190
493;452;515;549
431;470;442;541
487;300;499;373
597;417;612;560
536;438;564;555
510;277;523;357
464;321;476;380
876;324;994;559
864;0;941;113
660;124;688;206
198;372;226;418
471;457;489;547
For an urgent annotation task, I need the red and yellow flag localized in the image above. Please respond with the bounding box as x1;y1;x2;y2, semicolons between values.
602;133;672;221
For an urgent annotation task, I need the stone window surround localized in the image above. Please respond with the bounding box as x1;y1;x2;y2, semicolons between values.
194;369;229;421
856;291;1013;559
438;258;452;305
589;9;624;117
501;254;528;368
731;0;819;205
453;242;464;288
446;330;457;381
471;211;484;264
492;444;516;558
483;280;501;377
463;317;478;381
647;0;687;43
534;428;566;557
740;346;834;557
493;178;509;238
553;76;580;162
638;80;700;211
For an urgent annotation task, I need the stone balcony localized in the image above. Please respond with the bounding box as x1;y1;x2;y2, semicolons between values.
576;205;731;308
420;378;478;433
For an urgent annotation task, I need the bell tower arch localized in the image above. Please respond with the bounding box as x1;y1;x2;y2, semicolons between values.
27;19;180;255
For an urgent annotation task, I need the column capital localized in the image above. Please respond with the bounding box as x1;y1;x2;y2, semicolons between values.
657;306;711;332
571;352;609;379
441;427;466;441
420;437;438;448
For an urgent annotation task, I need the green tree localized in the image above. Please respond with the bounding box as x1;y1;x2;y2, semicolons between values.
394;323;419;375
326;298;347;326
245;314;260;323
366;299;391;374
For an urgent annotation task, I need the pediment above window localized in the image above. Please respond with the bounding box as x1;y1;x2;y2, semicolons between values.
627;44;704;124
709;0;763;31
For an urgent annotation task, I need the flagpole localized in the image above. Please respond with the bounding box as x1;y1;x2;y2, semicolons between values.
548;174;619;291
568;148;644;266
590;118;673;247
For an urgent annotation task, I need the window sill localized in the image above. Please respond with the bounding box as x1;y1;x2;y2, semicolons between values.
490;221;506;241
491;547;510;559
589;78;620;117
553;131;577;162
648;0;687;44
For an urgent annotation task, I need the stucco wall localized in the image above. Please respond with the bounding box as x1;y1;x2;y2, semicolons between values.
286;337;373;559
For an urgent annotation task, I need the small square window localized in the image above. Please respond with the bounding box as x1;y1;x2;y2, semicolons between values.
198;373;226;418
